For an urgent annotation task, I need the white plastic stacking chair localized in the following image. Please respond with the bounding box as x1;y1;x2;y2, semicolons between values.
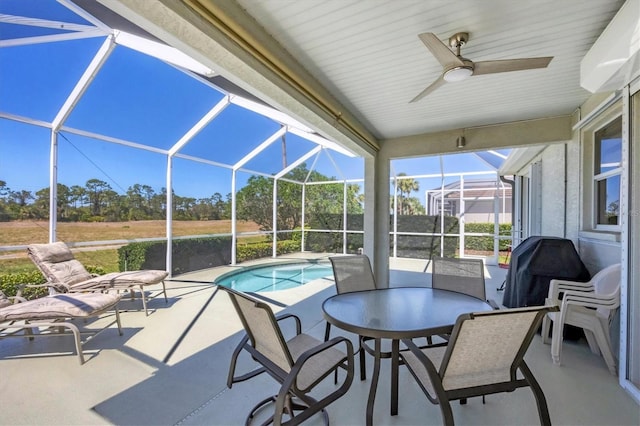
541;263;621;375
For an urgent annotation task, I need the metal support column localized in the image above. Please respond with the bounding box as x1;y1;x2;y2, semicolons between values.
166;156;173;275
48;130;58;242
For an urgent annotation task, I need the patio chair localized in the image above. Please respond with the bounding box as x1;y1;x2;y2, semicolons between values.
326;254;378;381
431;257;499;308
27;242;168;316
0;289;122;364
400;305;557;426
222;287;354;426
429;257;499;350
541;263;621;375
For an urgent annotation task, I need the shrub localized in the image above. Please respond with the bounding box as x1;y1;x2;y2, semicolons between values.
237;240;299;262
118;238;232;275
464;223;512;251
0;271;48;299
0;265;106;300
119;237;301;275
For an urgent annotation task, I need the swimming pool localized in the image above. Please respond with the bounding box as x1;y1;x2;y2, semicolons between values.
215;262;333;292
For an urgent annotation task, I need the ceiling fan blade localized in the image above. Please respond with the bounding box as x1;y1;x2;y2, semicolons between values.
410;76;446;103
418;33;463;67
473;57;553;75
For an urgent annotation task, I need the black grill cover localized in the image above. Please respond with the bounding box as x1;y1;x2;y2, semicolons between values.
502;236;591;308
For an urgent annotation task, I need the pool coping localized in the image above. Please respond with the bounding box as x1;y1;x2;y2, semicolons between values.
213;257;332;284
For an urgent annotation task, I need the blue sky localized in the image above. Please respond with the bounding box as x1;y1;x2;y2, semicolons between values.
0;0;505;201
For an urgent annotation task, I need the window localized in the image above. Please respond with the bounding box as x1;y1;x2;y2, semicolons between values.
593;116;622;228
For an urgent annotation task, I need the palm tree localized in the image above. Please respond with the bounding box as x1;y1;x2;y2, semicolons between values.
396;173;420;215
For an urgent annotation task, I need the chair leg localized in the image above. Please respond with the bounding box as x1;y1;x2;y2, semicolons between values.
519;362;552;426
114;308;123;336
583;329;601;355
550;314;564;365
227;334;249;388
325;323;341;384
139;285;149;316
326;322;366;383
541;314;551;344
592;322;617;375
161;280;168;303
67;322;85;365
438;398;455;426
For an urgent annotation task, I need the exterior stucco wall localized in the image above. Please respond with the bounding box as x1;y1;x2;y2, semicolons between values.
511;93;622;275
539;144;568;237
514;144;568;239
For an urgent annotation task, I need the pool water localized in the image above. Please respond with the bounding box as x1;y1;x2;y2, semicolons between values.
215;262;333;292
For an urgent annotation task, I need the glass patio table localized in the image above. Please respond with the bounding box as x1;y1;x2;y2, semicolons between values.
322;286;492;425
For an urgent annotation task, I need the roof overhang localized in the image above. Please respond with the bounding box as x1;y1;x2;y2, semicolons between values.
98;0;379;158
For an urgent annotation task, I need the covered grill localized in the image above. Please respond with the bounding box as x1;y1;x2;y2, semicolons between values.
502;236;591;308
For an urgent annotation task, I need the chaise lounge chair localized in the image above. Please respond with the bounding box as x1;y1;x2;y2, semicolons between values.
28;242;168;316
0;289;122;364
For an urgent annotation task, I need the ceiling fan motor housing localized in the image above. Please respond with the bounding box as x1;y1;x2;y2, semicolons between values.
449;32;469;49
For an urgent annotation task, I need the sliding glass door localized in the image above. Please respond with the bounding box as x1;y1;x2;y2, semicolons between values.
622;81;640;401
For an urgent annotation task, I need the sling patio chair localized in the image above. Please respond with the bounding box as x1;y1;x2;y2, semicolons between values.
400;305;557;426
222;287;354;426
27;242;168;316
431;256;500;309
0;289;122;364
326;254;378;381
428;257;500;349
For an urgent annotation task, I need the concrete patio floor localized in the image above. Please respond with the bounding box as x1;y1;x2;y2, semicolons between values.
1;254;638;425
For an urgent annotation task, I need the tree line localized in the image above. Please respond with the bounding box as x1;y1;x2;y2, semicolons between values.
0;166;424;227
0;178;230;222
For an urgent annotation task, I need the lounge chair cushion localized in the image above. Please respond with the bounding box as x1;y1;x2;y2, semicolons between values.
70;270;169;291
0;293;121;322
28;242;94;286
27;242;168;290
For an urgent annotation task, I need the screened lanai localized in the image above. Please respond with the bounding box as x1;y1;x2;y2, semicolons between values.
1;0;510;277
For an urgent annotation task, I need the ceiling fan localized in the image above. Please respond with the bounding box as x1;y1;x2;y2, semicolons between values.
410;32;553;103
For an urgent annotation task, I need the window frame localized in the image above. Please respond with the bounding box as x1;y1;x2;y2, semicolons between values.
592;116;622;231
579;99;623;237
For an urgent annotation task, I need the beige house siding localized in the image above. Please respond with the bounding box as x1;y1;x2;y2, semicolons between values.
539;144;568;237
512;92;622;274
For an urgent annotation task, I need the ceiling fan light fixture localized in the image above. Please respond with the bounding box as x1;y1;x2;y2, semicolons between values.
443;65;473;82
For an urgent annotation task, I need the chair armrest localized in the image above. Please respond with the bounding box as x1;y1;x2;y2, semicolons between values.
400;339;447;401
23;281;71;293
547;279;594;303
2;295;27;304
297;336;354;365
561;289;619;311
290;336;354;391
274;313;302;335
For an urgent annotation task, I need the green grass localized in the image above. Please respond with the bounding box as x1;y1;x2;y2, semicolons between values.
0;249;120;275
0;219;264;276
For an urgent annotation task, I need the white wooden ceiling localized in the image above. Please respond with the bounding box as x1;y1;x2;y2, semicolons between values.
234;0;624;140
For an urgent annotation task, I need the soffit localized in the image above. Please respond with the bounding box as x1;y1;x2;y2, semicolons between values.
233;0;624;141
